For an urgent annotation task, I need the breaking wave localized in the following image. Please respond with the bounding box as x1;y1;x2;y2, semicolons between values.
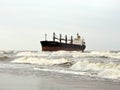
15;51;120;60
1;50;120;81
12;57;70;66
72;51;120;59
0;51;12;60
0;55;9;60
70;60;120;79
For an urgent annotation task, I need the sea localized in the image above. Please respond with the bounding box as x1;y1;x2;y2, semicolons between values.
0;50;120;82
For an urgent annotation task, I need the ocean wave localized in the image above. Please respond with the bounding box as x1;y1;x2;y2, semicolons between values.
71;51;120;59
33;68;87;76
0;55;9;60
11;57;70;66
0;50;14;60
14;51;120;60
5;50;120;80
16;51;43;57
70;60;120;71
70;60;120;79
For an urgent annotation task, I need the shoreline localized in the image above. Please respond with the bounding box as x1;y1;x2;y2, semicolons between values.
0;72;120;90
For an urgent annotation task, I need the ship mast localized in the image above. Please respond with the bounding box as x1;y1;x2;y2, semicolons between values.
53;32;55;41
52;32;74;44
45;34;47;41
60;34;62;43
71;36;73;44
65;35;67;43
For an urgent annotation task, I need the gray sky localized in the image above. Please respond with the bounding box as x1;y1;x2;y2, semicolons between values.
0;0;120;51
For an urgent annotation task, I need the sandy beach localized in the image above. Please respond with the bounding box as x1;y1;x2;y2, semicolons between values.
0;72;120;90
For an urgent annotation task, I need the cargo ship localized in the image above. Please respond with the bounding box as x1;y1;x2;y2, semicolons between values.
40;32;86;52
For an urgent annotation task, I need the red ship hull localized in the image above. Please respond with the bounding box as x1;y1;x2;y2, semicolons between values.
40;41;86;52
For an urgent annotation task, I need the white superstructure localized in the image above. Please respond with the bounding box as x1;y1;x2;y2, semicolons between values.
73;33;85;45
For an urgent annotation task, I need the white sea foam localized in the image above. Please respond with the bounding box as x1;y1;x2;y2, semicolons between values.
15;51;120;59
98;69;120;79
71;60;119;71
70;60;120;79
90;51;120;59
12;57;69;66
16;51;48;57
8;50;120;80
34;68;87;76
71;51;120;59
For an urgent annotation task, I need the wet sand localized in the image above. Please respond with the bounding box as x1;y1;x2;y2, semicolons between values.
0;73;120;90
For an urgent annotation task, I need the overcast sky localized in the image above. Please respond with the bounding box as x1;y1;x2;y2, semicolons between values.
0;0;120;51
